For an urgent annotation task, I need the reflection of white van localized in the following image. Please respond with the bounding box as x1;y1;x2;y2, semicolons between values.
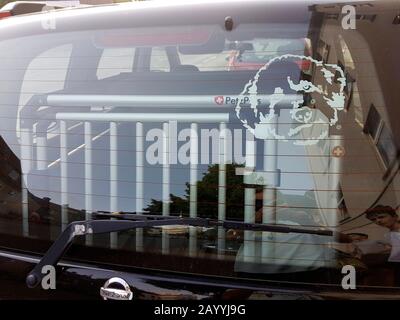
0;1;81;19
0;0;399;300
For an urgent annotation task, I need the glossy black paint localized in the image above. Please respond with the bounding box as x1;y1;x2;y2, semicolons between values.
2;248;400;300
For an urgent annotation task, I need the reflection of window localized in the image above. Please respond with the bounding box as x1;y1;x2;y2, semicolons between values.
17;44;73;139
376;124;397;167
19;44;72;106
337;186;349;222
150;47;170;72
344;72;355;111
97;48;135;80
179;43;231;71
363;104;381;139
338;35;355;69
316;39;330;63
363;105;397;169
332;60;345;86
352;82;364;127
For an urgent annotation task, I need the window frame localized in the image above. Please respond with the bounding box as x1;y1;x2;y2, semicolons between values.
363;104;398;175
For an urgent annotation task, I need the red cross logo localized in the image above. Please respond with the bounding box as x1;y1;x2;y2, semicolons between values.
332;146;345;158
214;96;224;105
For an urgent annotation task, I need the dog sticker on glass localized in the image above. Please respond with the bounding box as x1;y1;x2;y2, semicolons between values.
235;54;347;146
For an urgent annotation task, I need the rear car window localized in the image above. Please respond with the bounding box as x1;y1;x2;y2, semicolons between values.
97;48;136;80
0;1;399;290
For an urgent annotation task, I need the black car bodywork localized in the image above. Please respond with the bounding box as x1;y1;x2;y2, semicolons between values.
0;0;400;299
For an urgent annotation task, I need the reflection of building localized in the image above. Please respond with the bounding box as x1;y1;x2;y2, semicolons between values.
304;2;399;239
0;134;82;239
0;136;22;218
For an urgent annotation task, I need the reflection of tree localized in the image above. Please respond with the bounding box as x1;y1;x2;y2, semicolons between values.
0;0;12;7
145;164;260;220
145;194;190;217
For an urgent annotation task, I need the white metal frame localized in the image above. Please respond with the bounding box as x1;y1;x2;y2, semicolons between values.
20;94;278;260
54;109;230;253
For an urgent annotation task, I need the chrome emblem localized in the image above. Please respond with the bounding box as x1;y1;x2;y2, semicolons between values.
100;277;133;301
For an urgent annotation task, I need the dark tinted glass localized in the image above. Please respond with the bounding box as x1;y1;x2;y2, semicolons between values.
0;1;399;290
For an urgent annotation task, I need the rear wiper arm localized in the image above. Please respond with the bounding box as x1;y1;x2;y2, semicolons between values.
26;213;333;288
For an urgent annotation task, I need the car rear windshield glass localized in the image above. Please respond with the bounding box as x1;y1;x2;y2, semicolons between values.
0;5;399;289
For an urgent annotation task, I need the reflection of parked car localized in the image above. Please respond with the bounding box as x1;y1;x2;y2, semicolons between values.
226;38;312;72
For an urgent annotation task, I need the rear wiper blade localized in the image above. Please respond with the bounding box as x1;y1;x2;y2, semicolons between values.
96;212;333;235
26;213;333;288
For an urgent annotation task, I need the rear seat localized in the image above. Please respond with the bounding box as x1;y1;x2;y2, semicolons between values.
61;71;259;95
